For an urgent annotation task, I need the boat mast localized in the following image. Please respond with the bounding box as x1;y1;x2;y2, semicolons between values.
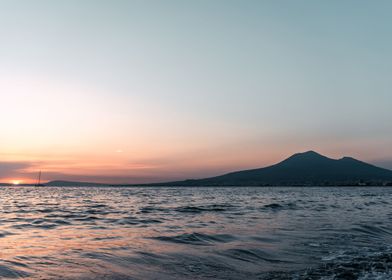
37;170;41;186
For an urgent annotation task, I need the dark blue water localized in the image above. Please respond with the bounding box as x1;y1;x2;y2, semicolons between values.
0;186;392;279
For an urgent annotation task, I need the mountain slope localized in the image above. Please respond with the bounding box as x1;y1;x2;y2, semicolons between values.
161;151;392;186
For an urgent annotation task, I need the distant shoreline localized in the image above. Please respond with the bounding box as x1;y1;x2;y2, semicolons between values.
3;151;392;188
2;184;392;188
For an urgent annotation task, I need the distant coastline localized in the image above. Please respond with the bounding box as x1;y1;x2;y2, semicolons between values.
3;151;392;187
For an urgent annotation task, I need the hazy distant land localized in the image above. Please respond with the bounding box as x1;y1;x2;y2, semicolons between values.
5;151;392;187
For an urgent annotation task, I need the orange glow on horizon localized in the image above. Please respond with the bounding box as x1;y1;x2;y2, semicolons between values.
1;142;389;185
11;180;22;185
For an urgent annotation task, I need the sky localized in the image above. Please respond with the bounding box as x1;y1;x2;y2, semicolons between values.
0;0;391;184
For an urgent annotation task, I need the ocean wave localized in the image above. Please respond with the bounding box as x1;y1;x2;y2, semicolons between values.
0;263;30;279
219;248;286;264
261;202;299;211
175;204;236;213
261;248;392;280
151;232;237;245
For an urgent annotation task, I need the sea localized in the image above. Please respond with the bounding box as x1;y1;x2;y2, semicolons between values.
0;186;392;279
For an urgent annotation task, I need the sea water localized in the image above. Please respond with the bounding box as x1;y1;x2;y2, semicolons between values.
0;186;392;279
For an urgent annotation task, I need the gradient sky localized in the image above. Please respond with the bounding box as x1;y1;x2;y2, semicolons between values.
1;0;391;184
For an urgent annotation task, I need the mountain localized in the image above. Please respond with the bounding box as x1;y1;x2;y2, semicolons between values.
14;151;392;187
156;151;392;186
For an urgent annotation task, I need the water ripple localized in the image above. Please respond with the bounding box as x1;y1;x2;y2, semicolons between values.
0;186;391;279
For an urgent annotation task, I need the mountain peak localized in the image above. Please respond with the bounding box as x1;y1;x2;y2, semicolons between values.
296;150;323;157
340;156;357;161
275;151;332;168
284;150;328;161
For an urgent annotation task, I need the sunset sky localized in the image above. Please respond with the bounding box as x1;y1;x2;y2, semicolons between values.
1;0;391;184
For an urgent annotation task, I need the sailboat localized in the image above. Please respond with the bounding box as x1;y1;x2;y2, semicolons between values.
35;170;45;187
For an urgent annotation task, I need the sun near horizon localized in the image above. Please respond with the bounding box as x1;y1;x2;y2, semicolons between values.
11;180;22;185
